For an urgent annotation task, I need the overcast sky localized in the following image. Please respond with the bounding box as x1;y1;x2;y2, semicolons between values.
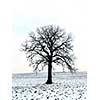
13;0;88;73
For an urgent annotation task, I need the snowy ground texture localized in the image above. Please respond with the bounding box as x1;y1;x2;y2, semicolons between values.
12;72;87;100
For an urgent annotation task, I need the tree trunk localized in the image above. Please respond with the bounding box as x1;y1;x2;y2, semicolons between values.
46;62;52;84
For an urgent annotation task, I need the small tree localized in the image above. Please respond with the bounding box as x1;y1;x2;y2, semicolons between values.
21;25;76;84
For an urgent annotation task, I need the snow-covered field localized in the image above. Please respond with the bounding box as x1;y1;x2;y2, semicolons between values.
12;72;87;100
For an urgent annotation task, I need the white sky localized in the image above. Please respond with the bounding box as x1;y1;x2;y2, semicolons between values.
13;0;88;73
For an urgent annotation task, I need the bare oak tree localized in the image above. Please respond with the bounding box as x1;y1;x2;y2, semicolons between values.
21;25;76;84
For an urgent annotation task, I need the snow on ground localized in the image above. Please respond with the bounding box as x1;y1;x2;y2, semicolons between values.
12;72;87;100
